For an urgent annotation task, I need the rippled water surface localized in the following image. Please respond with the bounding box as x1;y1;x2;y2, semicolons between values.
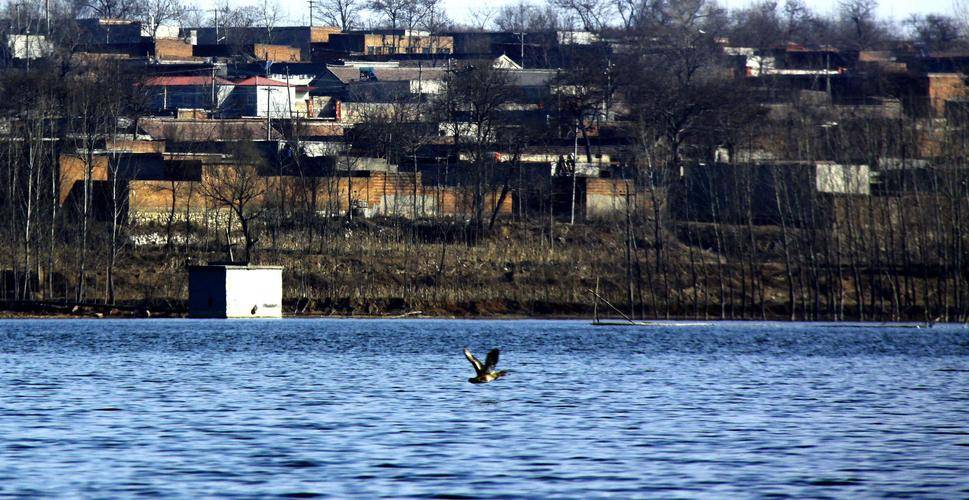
2;319;968;497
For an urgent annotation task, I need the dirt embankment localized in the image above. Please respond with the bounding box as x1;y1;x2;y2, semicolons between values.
4;218;960;322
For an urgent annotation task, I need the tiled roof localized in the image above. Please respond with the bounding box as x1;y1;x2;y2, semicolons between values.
326;66;361;84
234;76;291;87
369;68;446;81
140;118;273;142
144;76;234;86
325;66;447;84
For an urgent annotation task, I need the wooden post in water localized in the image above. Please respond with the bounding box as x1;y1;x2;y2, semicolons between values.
587;288;637;325
593;276;600;325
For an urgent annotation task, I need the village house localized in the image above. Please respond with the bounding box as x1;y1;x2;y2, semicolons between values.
143;76;235;114
324;30;453;57
223;76;299;118
186;26;341;62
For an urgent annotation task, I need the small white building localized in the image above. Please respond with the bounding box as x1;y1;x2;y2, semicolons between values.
188;264;283;318
227;76;297;118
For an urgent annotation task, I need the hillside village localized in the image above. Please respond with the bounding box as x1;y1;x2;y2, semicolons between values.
1;0;968;321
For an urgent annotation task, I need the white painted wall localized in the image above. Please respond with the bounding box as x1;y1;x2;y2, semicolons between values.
815;163;871;195
224;267;283;318
188;265;283;318
255;86;297;118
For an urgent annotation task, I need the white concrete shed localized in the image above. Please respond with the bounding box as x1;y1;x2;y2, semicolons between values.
188;264;283;318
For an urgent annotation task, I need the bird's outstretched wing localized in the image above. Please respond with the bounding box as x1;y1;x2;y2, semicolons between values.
484;348;500;372
464;347;484;375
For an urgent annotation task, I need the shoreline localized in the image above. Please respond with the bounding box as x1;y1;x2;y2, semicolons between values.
0;309;958;327
1;299;961;324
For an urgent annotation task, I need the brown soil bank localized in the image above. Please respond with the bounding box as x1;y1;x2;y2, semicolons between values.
8;218;968;322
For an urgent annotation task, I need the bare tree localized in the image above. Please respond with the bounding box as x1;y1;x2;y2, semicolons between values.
439;63;518;237
495;1;559;32
837;0;887;49
956;0;969;35
210;1;260;48
258;0;283;41
419;0;451;32
63;60;141;303
178;5;207;28
369;0;415;29
728;1;785;48
315;0;364;31
139;0;185;40
551;0;613;32
200;142;267;263
465;5;497;31
73;0;143;19
904;14;965;51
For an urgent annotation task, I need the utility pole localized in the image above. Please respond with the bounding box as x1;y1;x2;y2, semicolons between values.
308;0;315;27
212;8;219;45
210;67;217;113
285;68;294;132
25;10;31;72
265;86;278;141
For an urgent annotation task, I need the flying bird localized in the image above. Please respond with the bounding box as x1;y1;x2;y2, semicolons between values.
464;347;508;384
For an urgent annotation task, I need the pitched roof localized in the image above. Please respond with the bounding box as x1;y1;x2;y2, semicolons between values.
324;65;447;84
370;67;446;81
325;66;361;84
234;76;290;87
140;118;273;142
144;76;234;86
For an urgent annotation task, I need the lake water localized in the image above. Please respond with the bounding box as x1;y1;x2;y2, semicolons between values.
1;319;968;497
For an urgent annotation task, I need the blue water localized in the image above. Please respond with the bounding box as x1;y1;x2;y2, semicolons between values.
1;319;968;497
